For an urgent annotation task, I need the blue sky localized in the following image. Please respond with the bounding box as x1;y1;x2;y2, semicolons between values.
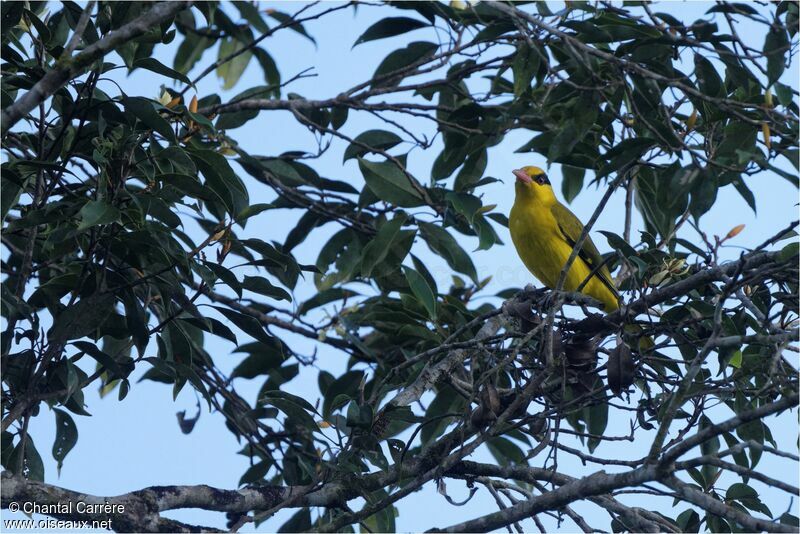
3;1;798;532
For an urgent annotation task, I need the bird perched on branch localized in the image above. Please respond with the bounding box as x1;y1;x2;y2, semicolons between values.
508;165;651;373
509;165;620;311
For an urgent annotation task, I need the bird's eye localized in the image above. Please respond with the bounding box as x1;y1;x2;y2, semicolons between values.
536;174;548;185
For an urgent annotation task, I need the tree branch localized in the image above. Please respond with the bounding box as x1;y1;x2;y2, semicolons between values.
661;393;799;464
432;394;799;533
1;1;191;135
664;475;793;533
0;471;347;533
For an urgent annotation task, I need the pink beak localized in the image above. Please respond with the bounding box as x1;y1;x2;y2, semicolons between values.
513;169;532;183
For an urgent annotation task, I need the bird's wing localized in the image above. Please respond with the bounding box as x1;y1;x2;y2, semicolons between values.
550;202;619;298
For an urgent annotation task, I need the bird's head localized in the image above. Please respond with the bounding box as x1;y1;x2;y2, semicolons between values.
513;166;555;204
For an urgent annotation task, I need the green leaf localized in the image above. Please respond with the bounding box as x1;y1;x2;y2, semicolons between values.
367;226;415;277
706;3;759;15
722;432;749;471
262;390;318;416
266;398;318;433
353;17;428;47
121;289;149;356
9;436;44;481
361;213;408;276
133;57;192;85
123;97;177;143
676;510;700;533
419;222;478;282
705;515;730;533
242;275;291;301
212;306;274;344
408;256;437;297
231;343;284;379
279;510;311;533
298;288;357;315
599;230;637;258
432;143;467;181
694;53;723;97
487;436;527;466
453;149;488;191
512;42;541;97
216;37;253;90
253;48;281;91
1;176;22;221
764;25;790;85
689;170;718;221
774;82;793;107
330;105;348;129
717;121;757;166
358;158;425;207
52;409;78;473
780;514;800;527
604;137;656;160
403;266;437;320
731;176;756;213
238;460;271;486
244;157;305;186
446;192;481;224
586;399;608;453
780;147;799;172
421;386;463;445
344;130;403;162
180;317;238;345
322;371;364;419
205;262;242;298
548;99;599;163
1;431;12;468
371;41;438;89
1;3;23;35
726;482;757;501
778;242;799;263
174;33;213;74
140;357;175;384
267;10;316;44
216;86;275;130
698;415;721;487
77;200;119;231
73;341;133;380
727;349;742;369
159;173;211;200
215;108;258;131
328;393;353;417
597;138;655;179
561;165;585;204
346;401;374;429
233;1;270;33
236;202;273;223
362;501;396;533
191;149;250;217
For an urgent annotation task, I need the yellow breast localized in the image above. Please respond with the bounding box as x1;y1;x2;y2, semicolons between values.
509;199;619;311
509;201;567;288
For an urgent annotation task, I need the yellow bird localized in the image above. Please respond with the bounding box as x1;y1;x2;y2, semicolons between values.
509;165;620;311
